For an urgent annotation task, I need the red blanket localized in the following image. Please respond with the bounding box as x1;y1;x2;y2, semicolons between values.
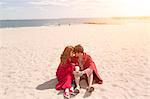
71;53;103;84
56;59;74;90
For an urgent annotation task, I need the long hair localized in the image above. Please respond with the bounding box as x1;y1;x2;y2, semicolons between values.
60;46;74;64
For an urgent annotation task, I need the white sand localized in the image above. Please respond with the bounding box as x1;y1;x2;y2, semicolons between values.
0;21;150;99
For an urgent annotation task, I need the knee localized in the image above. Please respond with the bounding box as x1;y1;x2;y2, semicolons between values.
75;66;80;71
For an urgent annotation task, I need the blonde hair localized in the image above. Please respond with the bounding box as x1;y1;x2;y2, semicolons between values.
60;46;74;64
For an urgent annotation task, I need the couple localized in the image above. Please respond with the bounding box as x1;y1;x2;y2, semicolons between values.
56;44;103;98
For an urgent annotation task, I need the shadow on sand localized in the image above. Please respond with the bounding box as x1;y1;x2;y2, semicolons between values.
36;78;93;98
79;79;93;98
83;90;92;98
36;78;57;90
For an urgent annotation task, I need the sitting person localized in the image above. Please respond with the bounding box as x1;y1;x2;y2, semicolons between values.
56;46;75;98
72;44;103;93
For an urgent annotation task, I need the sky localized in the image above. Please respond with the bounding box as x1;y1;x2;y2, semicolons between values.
0;0;150;19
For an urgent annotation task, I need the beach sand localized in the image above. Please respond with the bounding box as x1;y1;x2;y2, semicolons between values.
0;21;150;99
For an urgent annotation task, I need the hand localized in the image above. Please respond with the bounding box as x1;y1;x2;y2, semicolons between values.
73;71;82;77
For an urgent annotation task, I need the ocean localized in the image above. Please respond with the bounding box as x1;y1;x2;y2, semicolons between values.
0;18;89;28
0;18;150;28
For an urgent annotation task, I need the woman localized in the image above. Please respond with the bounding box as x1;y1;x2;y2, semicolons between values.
56;46;75;98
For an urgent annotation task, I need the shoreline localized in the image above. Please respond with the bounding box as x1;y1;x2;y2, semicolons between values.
1;18;150;29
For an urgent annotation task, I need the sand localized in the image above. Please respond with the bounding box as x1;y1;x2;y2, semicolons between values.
0;21;150;99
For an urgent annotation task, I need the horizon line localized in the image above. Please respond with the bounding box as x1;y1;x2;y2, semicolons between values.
0;16;150;20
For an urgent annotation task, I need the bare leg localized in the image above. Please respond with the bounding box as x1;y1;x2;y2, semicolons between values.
73;66;81;93
88;73;93;87
74;66;80;89
87;73;94;92
74;74;80;93
75;76;80;87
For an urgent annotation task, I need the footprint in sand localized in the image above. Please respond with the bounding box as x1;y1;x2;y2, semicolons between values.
101;96;108;99
111;84;118;87
100;88;106;92
145;77;150;81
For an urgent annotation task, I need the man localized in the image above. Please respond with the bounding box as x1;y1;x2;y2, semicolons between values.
72;44;103;93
